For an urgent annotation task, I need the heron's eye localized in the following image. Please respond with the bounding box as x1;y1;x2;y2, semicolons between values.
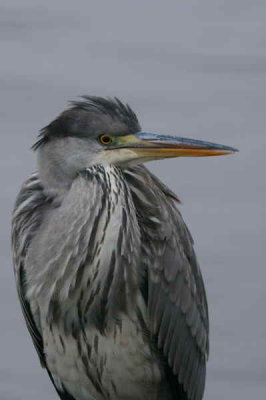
99;134;113;145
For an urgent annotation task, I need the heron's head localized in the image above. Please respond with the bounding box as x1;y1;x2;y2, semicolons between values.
34;96;237;191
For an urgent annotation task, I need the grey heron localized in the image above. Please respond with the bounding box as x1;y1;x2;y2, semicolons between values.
12;96;237;400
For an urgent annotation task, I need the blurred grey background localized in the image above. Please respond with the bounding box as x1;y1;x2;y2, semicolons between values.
0;0;265;399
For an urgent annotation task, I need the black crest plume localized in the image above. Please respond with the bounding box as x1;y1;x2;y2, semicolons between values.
32;96;140;150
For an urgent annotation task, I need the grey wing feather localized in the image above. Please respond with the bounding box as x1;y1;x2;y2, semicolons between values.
125;165;209;400
12;173;48;367
17;265;45;366
12;173;77;400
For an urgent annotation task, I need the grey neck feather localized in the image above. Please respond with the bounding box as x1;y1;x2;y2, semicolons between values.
26;164;141;333
37;137;101;196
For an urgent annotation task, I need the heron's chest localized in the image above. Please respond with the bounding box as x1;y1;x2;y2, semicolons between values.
27;166;141;324
44;291;162;400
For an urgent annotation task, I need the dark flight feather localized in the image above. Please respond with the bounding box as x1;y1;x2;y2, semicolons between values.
12;175;78;400
125;165;209;400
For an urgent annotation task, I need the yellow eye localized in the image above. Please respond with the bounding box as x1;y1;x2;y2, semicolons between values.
99;134;113;145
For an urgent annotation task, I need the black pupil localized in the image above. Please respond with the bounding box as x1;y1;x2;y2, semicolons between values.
102;136;111;144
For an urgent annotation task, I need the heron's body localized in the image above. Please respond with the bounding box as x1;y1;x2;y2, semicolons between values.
12;96;236;400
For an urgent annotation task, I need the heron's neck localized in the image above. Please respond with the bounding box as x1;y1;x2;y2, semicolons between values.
32;165;141;332
36;138;95;196
37;150;74;197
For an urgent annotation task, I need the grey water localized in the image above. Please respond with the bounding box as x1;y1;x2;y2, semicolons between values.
0;1;265;399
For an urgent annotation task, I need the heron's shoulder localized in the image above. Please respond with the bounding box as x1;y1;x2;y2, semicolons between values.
13;172;47;216
12;173;52;264
124;165;180;204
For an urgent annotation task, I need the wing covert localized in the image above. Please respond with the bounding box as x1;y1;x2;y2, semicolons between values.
12;173;76;400
12;173;48;366
125;165;209;400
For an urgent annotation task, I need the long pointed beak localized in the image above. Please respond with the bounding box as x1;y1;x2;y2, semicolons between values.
115;131;238;159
